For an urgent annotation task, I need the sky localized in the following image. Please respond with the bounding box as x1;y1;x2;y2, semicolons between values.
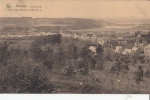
0;0;150;19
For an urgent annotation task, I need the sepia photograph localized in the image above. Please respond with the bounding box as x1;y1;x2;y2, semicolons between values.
0;0;150;94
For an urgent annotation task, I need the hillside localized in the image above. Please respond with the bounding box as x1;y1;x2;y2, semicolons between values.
0;17;33;26
0;17;109;34
33;18;108;29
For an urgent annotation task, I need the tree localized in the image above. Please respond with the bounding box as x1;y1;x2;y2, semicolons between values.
64;66;76;79
137;66;144;78
43;60;54;70
80;44;89;59
0;41;9;66
0;60;54;93
105;48;113;62
89;57;96;70
110;61;122;75
68;43;78;62
78;58;89;75
56;34;62;44
135;31;141;37
145;70;150;78
29;44;43;62
132;53;139;65
134;66;144;84
13;45;24;61
55;46;66;78
42;47;54;70
96;44;104;70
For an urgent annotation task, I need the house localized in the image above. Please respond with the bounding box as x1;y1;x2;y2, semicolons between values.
115;46;124;53
132;46;138;52
89;46;97;56
89;46;96;52
97;38;105;45
122;49;132;55
144;44;150;59
137;34;141;38
137;43;144;52
91;35;97;42
73;34;78;38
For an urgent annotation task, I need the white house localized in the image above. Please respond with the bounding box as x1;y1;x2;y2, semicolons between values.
89;46;97;55
73;34;78;38
144;44;150;59
132;46;138;52
97;38;105;45
122;49;132;55
115;46;123;53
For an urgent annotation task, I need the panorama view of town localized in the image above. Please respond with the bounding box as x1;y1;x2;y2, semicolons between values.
0;17;150;93
0;0;150;94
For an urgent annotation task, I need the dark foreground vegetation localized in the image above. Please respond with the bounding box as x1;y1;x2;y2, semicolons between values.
0;34;150;93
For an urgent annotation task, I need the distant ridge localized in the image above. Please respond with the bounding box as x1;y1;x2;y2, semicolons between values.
0;17;111;34
0;17;109;28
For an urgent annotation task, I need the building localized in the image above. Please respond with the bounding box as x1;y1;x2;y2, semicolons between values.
122;49;132;55
73;34;78;38
90;35;97;42
144;44;150;59
97;38;105;45
115;46;124;53
132;46;138;52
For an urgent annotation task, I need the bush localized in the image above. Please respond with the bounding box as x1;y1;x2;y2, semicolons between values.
0;61;54;93
80;84;100;94
64;66;76;79
145;70;150;78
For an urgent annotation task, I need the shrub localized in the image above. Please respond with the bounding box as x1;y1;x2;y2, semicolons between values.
64;66;76;78
0;61;54;93
145;70;150;78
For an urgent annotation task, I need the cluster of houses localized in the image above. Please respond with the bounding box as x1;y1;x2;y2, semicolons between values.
114;43;150;59
70;33;110;46
0;28;150;60
0;31;61;39
114;32;150;59
115;45;138;55
65;31;150;60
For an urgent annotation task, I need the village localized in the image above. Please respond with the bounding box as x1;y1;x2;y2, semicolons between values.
63;30;150;63
0;28;150;62
0;26;150;93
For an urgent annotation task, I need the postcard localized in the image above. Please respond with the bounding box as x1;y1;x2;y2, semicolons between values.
0;0;150;94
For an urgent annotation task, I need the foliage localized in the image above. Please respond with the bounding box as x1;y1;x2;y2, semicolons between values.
33;34;62;45
96;44;104;70
68;43;78;61
111;61;130;75
54;46;66;78
134;66;144;84
29;44;43;62
0;61;54;93
78;59;89;75
0;42;9;65
64;66;76;78
145;70;150;78
42;60;54;70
